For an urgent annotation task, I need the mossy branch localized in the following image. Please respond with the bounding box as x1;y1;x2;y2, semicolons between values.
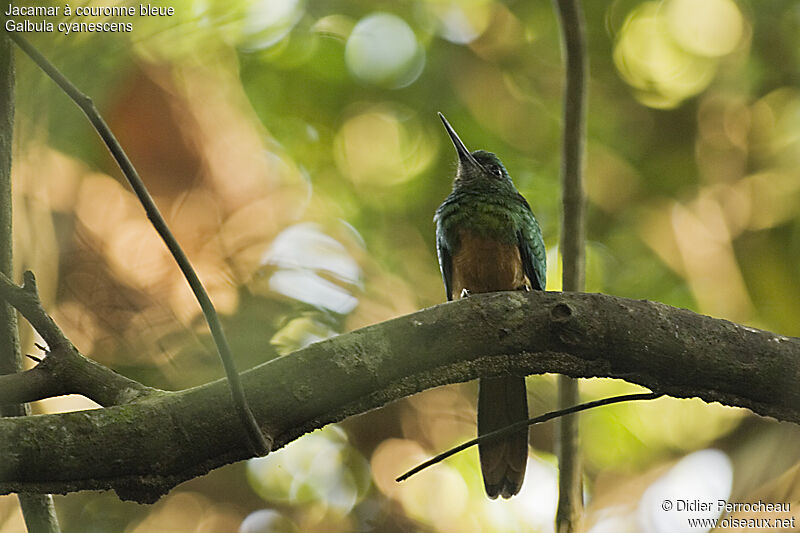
0;291;796;504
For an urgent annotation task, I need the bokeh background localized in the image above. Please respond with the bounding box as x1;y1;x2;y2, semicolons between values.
3;0;800;532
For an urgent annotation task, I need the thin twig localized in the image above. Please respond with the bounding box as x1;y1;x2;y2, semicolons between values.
396;392;661;483
553;0;588;530
0;272;156;406
7;32;270;456
0;271;69;348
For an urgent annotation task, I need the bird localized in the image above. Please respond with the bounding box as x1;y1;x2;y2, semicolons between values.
433;112;546;499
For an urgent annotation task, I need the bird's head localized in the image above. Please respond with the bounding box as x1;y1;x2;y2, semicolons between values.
438;112;512;188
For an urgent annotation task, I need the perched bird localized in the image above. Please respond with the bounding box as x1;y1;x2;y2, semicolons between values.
434;113;546;499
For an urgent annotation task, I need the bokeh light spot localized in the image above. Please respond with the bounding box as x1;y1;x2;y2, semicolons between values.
262;223;361;314
240;0;305;51
428;0;493;44
334;104;437;186
247;426;371;514
239;509;297;533
637;449;732;533
345;13;425;88
666;0;743;57
613;2;717;108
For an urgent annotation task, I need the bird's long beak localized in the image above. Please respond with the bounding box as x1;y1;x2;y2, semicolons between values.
438;112;481;171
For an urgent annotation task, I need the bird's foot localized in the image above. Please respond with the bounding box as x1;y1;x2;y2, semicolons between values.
515;284;531;292
460;288;471;298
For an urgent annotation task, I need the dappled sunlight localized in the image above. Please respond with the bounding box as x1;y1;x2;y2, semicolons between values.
107;219;175;289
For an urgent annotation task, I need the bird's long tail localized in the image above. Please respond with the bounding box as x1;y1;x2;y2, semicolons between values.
477;375;529;499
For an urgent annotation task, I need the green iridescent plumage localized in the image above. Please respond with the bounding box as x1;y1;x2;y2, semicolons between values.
434;140;547;298
434;113;546;499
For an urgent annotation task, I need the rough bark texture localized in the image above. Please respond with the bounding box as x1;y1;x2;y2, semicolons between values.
0;291;797;504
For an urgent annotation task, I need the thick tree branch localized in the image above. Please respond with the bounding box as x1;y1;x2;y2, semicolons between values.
0;291;796;504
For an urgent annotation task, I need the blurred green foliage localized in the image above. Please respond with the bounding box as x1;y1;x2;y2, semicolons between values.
4;0;800;532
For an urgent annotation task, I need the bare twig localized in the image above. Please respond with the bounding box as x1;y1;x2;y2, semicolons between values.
396;392;662;483
0;271;69;348
6;32;269;456
553;0;588;530
0;271;156;406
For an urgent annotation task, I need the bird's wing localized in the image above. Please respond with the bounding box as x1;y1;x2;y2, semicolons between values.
437;234;454;301
516;195;547;291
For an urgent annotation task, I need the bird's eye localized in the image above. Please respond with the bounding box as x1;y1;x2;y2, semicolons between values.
491;165;502;177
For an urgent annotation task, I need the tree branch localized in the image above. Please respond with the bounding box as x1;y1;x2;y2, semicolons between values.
0;271;158;407
0;291;795;504
5;31;270;457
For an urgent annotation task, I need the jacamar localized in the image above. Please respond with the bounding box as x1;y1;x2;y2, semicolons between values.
434;113;546;499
